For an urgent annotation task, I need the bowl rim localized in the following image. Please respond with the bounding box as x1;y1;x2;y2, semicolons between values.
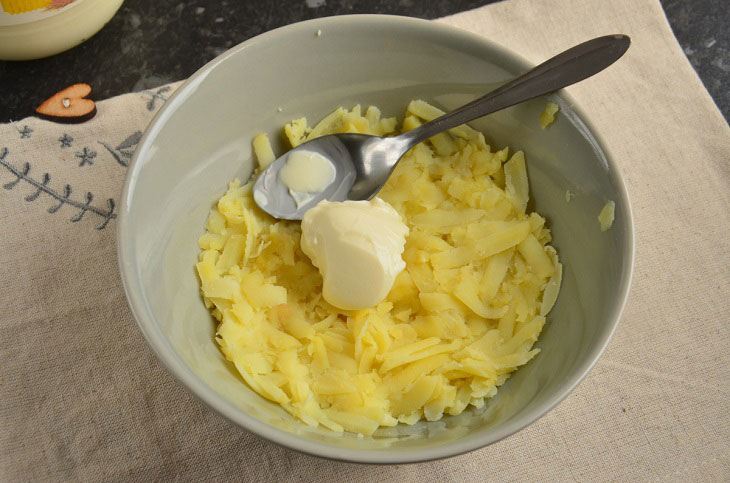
117;13;635;464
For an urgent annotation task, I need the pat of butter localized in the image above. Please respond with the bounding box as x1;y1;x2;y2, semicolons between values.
301;198;409;310
279;150;336;193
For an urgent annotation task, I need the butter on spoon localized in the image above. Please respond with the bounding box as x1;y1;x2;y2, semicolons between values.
278;150;336;208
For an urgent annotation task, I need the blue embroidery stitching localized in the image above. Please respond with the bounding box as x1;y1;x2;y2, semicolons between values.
143;86;171;111
75;147;97;167
98;131;142;167
59;134;73;148
16;124;33;139
0;147;116;229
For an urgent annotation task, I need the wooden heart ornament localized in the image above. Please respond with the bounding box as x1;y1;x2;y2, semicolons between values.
36;83;97;123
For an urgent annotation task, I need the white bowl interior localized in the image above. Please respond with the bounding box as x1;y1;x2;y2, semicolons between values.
119;16;633;463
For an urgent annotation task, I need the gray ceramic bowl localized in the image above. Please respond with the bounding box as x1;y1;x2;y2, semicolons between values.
118;15;634;463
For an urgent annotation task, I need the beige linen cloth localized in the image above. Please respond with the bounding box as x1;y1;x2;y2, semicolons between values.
2;0;729;480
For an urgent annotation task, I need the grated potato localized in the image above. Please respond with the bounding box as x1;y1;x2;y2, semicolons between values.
540;101;560;129
598;200;616;231
252;133;275;169
196;101;562;435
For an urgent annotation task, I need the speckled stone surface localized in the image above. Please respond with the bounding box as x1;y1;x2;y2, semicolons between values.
0;0;727;123
661;0;729;122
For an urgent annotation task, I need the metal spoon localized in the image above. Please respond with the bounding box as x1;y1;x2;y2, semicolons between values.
253;34;630;220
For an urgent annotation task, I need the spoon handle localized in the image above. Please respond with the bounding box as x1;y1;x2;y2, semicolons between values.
399;34;630;147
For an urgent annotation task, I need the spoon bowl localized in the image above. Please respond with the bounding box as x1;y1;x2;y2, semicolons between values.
254;133;409;219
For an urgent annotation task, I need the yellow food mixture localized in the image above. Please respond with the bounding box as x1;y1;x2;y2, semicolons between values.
196;102;562;435
540;101;560;129
598;200;616;231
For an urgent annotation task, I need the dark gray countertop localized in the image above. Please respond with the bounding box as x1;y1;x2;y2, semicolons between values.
1;0;728;123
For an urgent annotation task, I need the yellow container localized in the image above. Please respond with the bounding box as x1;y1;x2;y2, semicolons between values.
1;1;53;15
0;0;124;60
